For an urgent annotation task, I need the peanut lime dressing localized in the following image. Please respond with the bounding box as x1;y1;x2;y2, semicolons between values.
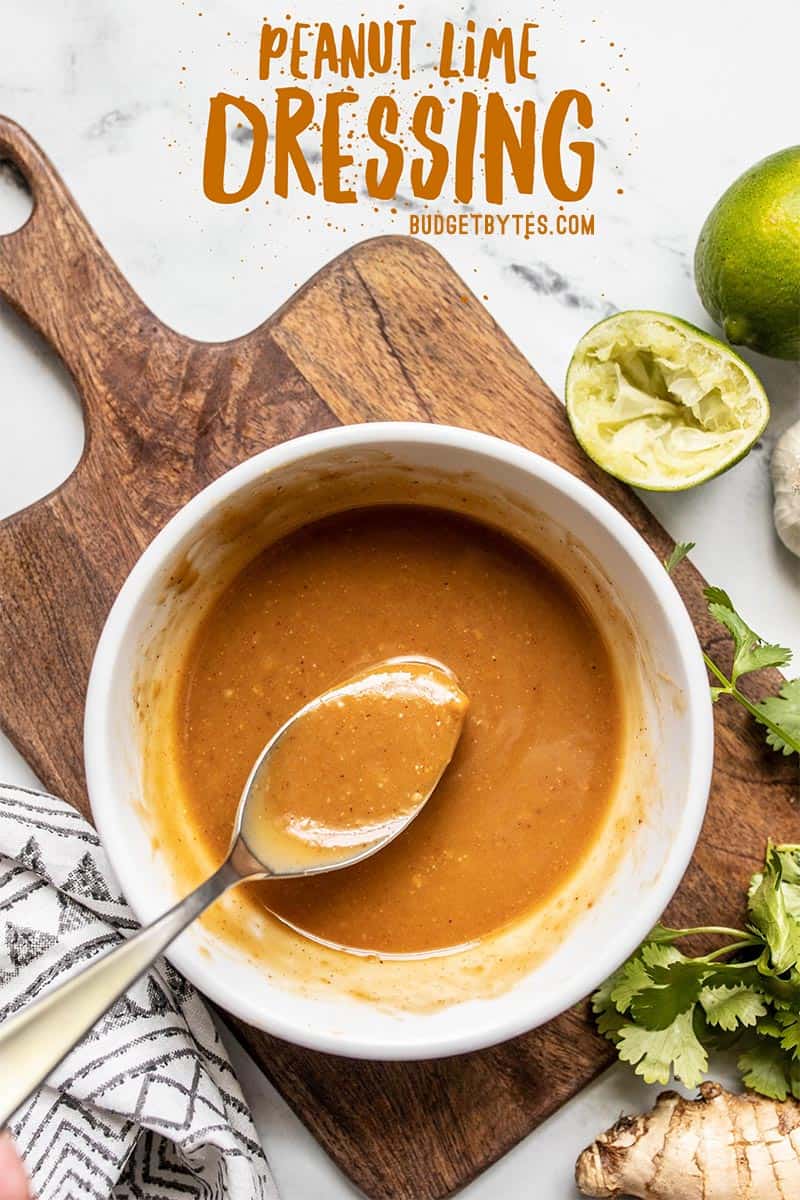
241;660;468;873
175;505;623;956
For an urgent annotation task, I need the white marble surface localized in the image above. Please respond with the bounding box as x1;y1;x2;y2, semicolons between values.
0;1;798;1196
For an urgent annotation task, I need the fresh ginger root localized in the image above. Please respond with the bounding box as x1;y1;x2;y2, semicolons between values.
575;1082;800;1199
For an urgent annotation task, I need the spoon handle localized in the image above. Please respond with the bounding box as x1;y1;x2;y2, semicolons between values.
0;859;237;1127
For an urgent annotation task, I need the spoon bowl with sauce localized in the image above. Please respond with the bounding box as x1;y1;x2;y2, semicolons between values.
0;657;467;1125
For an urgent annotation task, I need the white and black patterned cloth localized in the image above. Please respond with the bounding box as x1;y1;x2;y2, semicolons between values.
0;783;277;1200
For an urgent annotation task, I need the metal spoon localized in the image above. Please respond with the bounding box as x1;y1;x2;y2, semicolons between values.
0;657;466;1125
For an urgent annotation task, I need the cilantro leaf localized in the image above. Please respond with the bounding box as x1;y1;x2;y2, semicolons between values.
704;587;792;682
617;1009;708;1087
739;1037;795;1100
764;847;800;922
704;585;734;610
664;542;695;574
608;956;654;1014
630;960;708;1030
755;679;800;756
776;1009;800;1056
591;963;629;1041
592;968;623;1014
748;872;764;900
751;1015;785;1041
596;1004;625;1042
661;551;800;755
774;846;800;887
748;845;800;974
699;984;767;1032
594;941;683;1017
593;942;690;1046
591;971;618;1015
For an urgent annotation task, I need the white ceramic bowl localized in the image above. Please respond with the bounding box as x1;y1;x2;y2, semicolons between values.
85;423;713;1060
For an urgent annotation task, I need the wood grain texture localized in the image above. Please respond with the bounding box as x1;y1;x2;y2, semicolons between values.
0;117;796;1200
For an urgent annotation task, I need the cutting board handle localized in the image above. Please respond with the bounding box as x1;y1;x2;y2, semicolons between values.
0;115;151;402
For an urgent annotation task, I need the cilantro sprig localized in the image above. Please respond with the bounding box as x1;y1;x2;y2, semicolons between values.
599;549;800;1097
594;844;800;1100
664;543;800;756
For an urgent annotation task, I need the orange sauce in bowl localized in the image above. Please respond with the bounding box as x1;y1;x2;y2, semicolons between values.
176;505;623;956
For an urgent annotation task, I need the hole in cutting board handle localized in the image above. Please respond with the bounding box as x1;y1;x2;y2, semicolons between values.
0;159;33;236
0;300;85;522
0;146;84;522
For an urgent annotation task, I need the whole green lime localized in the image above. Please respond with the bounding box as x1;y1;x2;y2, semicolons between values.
695;147;800;360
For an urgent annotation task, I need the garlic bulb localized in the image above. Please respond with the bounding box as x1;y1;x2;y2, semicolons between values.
772;419;800;557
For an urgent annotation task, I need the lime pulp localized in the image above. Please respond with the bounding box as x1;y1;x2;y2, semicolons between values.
565;311;770;491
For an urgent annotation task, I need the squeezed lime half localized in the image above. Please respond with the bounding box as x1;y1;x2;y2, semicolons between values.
565;311;770;491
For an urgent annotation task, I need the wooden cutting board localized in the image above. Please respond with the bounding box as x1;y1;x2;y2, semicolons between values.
0;116;796;1199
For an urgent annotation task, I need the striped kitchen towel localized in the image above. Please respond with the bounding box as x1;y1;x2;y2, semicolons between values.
0;783;277;1200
